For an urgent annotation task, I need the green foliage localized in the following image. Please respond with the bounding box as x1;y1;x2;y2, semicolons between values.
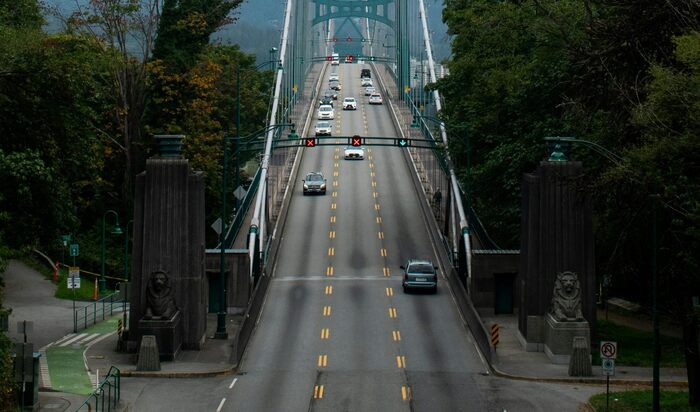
0;0;43;29
147;44;273;239
439;0;700;311
153;0;244;70
0;331;15;411
438;0;583;247
0;28;116;251
589;390;698;412
594;320;685;367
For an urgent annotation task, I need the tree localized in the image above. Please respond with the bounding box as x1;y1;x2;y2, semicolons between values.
62;0;164;214
629;33;700;404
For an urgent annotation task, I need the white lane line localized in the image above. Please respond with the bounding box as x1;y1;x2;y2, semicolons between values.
229;377;238;389
59;333;87;347
81;333;101;344
53;333;76;347
216;398;226;412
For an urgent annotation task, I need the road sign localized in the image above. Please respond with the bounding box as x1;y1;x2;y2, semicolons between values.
602;358;615;376
211;218;222;235
600;341;617;359
69;243;79;257
67;276;80;289
61;234;71;246
396;138;410;147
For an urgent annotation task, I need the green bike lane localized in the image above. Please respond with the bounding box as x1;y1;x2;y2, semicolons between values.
42;315;123;395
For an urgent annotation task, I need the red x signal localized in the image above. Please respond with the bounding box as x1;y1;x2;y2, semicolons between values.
351;135;362;147
305;138;317;147
347;37;352;42
346;55;354;62
326;56;332;61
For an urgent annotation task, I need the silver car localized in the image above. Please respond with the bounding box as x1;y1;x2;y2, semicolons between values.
401;259;438;293
302;172;327;195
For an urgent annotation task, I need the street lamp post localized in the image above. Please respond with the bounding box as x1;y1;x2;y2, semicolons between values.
100;210;122;294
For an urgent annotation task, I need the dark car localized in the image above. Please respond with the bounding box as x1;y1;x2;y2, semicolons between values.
319;94;333;106
302;172;327;195
361;68;371;79
401;259;438;293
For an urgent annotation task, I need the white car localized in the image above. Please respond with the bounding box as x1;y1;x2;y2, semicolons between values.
317;104;334;120
331;59;339;66
329;73;339;81
344;145;365;160
364;86;376;96
314;121;332;136
361;78;373;87
342;97;357;110
369;93;383;105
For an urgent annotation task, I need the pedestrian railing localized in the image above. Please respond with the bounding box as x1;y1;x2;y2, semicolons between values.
74;292;121;333
76;366;120;412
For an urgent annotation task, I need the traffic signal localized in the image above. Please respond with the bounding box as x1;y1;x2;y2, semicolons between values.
346;55;353;62
327;56;332;61
333;37;337;42
305;138;317;147
347;36;352;42
350;135;362;147
395;138;410;147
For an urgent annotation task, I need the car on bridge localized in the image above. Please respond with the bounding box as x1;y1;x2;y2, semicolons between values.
401;259;438;293
314;121;332;136
319;94;334;107
343;145;365;160
329;72;339;82
364;86;376;96
361;68;371;79
361;78;373;87
317;104;334;120
329;80;342;91
302;172;327;195
369;93;383;105
342;97;357;110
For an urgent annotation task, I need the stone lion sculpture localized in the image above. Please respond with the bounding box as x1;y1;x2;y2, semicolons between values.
549;271;584;321
144;270;177;320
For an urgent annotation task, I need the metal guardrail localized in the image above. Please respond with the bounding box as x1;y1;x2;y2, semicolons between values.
74;292;121;333
76;366;120;412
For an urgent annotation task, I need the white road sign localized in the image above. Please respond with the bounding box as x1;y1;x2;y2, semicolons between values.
600;341;618;359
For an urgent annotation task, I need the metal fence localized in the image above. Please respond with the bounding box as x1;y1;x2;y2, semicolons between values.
76;366;120;412
74;292;122;333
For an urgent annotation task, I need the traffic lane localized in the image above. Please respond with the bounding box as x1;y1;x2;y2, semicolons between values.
333;155;383;276
275;144;334;278
368;137;490;408
312;278;406;411
124;377;231;412
363;96;396;138
228;278;326;410
368;145;432;266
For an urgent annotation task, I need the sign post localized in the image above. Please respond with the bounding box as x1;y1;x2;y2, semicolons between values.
68;267;80;332
600;341;618;411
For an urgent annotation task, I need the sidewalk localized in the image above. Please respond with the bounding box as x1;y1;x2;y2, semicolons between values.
479;311;688;386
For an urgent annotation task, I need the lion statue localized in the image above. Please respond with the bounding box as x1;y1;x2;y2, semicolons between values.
144;270;177;320
549;271;584;321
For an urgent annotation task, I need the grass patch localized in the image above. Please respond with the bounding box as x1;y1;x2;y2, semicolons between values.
589;390;698;412
54;266;115;301
594;320;685;367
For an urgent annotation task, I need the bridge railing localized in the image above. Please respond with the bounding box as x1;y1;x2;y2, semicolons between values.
76;366;120;412
74;292;122;333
